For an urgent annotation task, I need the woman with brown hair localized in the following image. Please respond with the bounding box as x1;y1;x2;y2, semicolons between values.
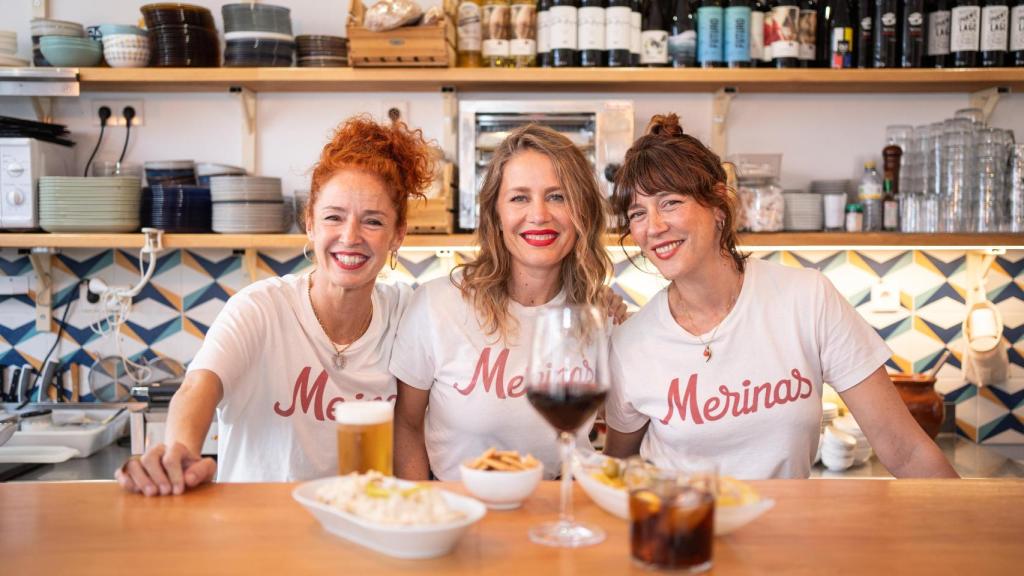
603;113;957;479
391;124;618;481
116;116;435;495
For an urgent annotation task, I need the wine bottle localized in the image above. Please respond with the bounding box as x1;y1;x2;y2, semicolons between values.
928;0;952;67
457;0;484;67
511;0;539;67
798;0;819;66
607;0;634;65
951;0;981;67
641;0;671;65
857;0;876;66
980;0;1009;66
550;0;580;66
698;0;727;66
632;0;644;64
771;0;801;66
726;0;753;66
483;0;512;67
873;0;900;67
579;0;607;65
1012;0;1024;66
669;0;699;65
750;0;767;64
828;0;856;66
902;0;926;66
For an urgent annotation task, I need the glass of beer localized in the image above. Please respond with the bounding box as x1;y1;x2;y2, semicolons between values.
626;459;716;573
333;401;393;476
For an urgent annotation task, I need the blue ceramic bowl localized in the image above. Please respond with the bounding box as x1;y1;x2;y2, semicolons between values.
99;24;147;37
39;36;102;66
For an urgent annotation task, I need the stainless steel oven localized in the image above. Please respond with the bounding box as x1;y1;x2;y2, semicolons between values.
457;100;635;230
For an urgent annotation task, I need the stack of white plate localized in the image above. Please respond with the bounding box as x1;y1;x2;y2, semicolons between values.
782;191;823;231
0;30;28;67
39;176;141;232
210;175;285;233
832;414;873;465
821;402;839;434
820;425;858;471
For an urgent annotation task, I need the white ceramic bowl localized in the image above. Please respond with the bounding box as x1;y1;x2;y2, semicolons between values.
102;34;149;49
104;45;150;68
573;453;775;536
459;463;543;510
292;476;487;559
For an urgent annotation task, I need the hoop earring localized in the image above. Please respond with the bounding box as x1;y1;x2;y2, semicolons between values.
389;250;398;270
302;242;313;263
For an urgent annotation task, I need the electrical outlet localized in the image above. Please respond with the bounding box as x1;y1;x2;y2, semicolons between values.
870;281;901;313
77;282;105;315
91;99;145;127
379;101;408;124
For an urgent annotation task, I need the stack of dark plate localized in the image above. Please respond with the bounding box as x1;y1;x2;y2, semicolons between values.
141;3;219;67
144;184;212;232
296;35;348;67
222;3;294;67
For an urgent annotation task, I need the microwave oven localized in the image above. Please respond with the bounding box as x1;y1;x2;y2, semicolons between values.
457;100;635;230
0;138;75;230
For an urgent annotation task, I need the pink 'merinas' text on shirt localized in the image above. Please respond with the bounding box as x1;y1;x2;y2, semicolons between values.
659;368;815;425
273;366;397;421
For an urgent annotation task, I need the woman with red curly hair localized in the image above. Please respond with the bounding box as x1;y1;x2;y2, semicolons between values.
116;116;435;495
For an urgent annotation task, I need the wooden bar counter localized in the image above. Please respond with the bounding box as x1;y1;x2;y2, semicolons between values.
3;480;1022;575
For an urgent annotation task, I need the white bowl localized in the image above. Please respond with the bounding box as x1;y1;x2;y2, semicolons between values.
292;476;487;559
821;451;855;472
459;463;543;510
572;453;774;536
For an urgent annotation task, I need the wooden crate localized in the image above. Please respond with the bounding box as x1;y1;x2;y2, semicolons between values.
407;162;455;234
346;18;455;67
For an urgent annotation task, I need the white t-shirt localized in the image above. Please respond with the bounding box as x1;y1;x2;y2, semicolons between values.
187;272;411;483
606;258;891;479
389;275;594;481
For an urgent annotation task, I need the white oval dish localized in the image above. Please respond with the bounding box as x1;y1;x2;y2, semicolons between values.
292;476;487;559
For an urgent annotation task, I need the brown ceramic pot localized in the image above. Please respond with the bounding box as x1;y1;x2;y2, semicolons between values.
890;374;944;439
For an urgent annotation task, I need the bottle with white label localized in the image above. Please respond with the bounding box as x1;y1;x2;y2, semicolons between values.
981;0;1009;66
903;0;926;66
550;0;580;66
771;0;801;66
873;0;899;67
726;0;753;66
827;0;855;67
669;0;698;66
857;0;875;66
483;0;512;67
457;0;484;67
607;0;634;65
750;0;765;64
538;0;552;66
928;0;952;67
631;0;644;64
511;0;538;67
698;0;726;66
642;0;670;65
1012;0;1024;65
760;0;773;64
951;0;981;67
579;0;607;65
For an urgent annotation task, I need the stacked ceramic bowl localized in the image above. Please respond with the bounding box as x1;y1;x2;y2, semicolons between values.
144;184;212;232
38;35;102;67
99;24;150;68
782;190;824;231
820;425;857;472
296;35;348;67
0;30;28;67
223;3;294;67
31;18;84;66
142;3;219;67
197;163;246;187
145;160;196;187
39;176;141;233
832;415;873;465
211;176;286;233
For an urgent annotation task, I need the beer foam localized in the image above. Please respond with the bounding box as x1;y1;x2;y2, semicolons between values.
332;400;393;425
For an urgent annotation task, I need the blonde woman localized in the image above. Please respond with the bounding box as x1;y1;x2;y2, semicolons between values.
390;124;616;481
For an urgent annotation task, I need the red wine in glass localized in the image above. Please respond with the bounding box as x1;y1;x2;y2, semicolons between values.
526;385;607;433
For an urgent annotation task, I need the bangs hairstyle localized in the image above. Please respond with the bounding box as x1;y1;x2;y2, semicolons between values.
306;115;436;228
612;113;747;272
456;123;612;341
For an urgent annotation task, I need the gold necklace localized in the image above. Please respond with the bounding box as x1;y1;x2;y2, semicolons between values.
675;274;742;364
307;271;373;370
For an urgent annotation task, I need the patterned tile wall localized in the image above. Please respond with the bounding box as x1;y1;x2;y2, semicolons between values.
1;246;1021;445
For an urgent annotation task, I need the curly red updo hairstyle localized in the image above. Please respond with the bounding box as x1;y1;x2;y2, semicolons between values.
307;115;436;229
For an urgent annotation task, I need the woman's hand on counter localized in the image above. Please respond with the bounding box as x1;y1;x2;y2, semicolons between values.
115;442;217;496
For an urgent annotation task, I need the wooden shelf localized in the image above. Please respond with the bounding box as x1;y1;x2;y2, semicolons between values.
75;67;1024;94
0;232;1019;250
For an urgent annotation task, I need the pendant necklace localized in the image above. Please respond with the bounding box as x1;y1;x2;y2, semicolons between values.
307;271;372;370
677;274;742;363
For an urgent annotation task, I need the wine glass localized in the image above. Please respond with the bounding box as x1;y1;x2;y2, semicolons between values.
525;304;609;548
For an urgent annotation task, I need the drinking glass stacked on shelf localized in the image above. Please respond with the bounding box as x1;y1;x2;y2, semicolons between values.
892;109;1020;233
